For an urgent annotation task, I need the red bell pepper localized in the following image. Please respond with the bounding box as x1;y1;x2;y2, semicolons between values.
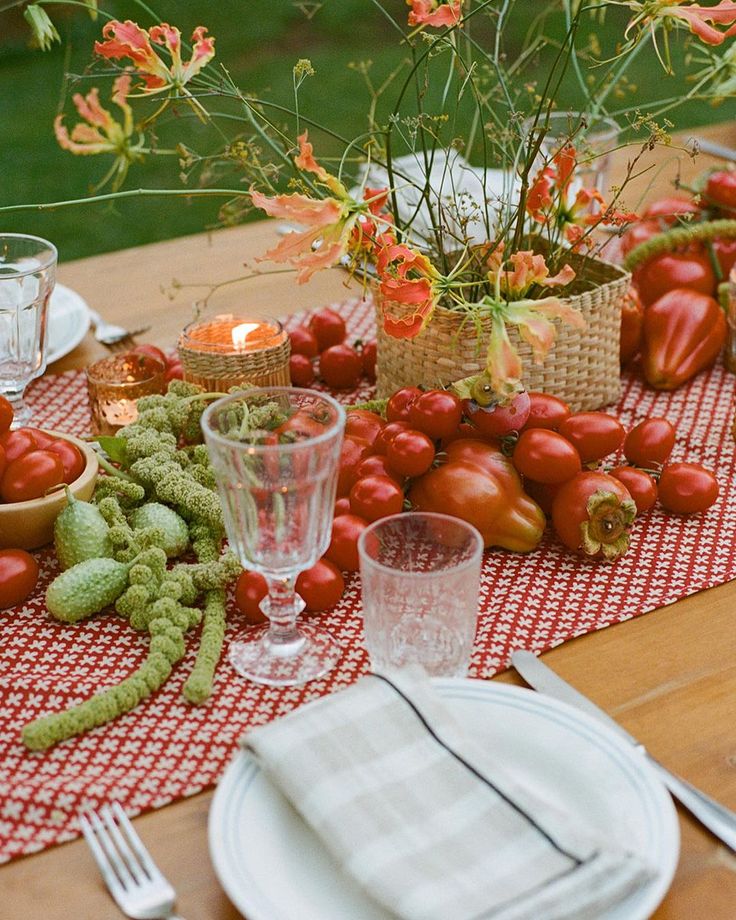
633;247;716;306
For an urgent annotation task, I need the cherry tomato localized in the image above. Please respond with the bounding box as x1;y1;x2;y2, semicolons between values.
658;463;719;513
1;449;65;502
47;439;86;484
623;418;676;467
289;353;316;387
634;249;716;307
386;386;422;423
407;390;463;440
355;454;403;484
164;361;184;384
0;396;12;436
609;467;658;514
296;557;345;611
374;421;411;455
276;407;335;440
337;436;372;497
234;570;268;625
705;170;736;213
308;308;346;351
319;344;362;390
334;497;351;516
512;429;582;484
130;344;168;367
521;393;571;431
464;390;531;438
551;471;636;559
620;287;645;365
0;548;40;609
558;412;626;464
386;429;435;478
289;326;319;358
0;443;5;482
345;409;385;446
713;237;736;279
326;513;369;572
349;475;404;521
362;340;377;382
0;428;38;464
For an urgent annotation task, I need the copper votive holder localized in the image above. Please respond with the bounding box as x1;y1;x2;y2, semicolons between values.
177;313;291;392
86;353;166;435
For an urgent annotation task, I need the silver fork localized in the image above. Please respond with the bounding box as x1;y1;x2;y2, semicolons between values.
88;308;151;350
79;803;184;920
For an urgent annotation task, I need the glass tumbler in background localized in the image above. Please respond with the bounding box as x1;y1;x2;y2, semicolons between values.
202;387;346;686
85;353;166;435
358;513;483;678
0;234;57;427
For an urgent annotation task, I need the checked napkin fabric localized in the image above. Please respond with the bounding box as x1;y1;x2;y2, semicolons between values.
242;669;655;920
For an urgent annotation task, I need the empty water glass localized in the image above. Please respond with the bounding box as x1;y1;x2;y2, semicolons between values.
0;234;57;427
358;513;483;677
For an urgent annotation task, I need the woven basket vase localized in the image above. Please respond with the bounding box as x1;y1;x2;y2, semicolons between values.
375;248;630;411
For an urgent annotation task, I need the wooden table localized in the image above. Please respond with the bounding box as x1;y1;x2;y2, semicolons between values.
5;127;736;919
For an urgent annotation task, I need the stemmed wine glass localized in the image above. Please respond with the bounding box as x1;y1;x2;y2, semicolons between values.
202;387;346;686
0;234;57;427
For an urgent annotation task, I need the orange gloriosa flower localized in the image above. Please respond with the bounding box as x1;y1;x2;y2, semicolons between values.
407;0;463;28
626;1;736;46
376;238;443;338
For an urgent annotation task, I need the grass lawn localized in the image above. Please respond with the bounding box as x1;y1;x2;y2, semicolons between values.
1;0;733;262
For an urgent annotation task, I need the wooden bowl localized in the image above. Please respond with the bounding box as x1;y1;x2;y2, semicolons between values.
0;431;99;551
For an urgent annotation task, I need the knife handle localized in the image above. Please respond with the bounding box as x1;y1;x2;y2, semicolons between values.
649;757;736;851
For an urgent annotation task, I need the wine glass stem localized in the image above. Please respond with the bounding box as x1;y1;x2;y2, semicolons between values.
262;575;306;648
4;387;30;428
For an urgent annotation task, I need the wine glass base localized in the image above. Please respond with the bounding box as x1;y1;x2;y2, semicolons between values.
228;623;342;687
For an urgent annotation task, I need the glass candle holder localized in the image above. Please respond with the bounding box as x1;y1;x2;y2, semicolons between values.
178;314;291;392
86;353;166;435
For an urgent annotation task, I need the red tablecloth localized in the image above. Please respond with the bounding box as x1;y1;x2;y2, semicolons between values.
1;295;735;863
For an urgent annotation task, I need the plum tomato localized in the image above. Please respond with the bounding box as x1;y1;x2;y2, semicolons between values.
512;429;582;484
551;471;636;560
319;344;362;390
289;326;319;358
634;249;716;307
23;427;57;449
620;287;645;365
623;418;676;467
0;449;65;502
0;548;40;609
0;428;38;464
361;340;377;382
521;393;571;431
130;344;168;367
326;513;369;572
334;497;351;516
386;386;422;423
355;454;403;484
47;439;85;484
386;429;435;478
234;570;268;625
558;412;626;464
289;353;316;388
657;462;719;513
337;437;372;497
374;421;411;455
407;390;463;440
0;396;12;436
296;557;345;612
349;474;404;521
609;467;658;514
705;170;736;213
308;308;346;351
464;390;531;438
345;409;385;446
164;361;184;384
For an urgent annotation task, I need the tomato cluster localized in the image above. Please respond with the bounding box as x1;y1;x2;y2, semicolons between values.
288;307;377;390
128;344;184;384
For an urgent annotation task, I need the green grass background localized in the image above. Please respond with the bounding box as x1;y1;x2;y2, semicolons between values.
0;0;731;262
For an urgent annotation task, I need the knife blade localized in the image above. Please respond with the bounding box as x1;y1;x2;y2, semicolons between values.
511;650;736;852
689;136;736;163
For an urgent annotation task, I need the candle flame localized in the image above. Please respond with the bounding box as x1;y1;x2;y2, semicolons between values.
232;322;260;349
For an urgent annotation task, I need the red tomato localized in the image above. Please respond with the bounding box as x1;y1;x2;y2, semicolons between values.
47;439;86;484
558;412;626;464
130;344;168;367
713;237;736;279
326;513;369;572
275;407;334;440
522;478;561;516
620;220;659;257
551;471;636;559
355;454;403;484
386;386;422;423
521;393;571;431
440;422;482;448
362;341;377;382
289;326;319;358
23;428;57;449
512;429;581;484
0;548;40;609
345;409;385;446
403;390;461;440
334;497;351;516
0;396;12;436
0;428;38;464
337;437;372;497
234;570;268;625
374;421;411;455
0;443;5;482
464;390;531;438
634;249;716;306
164;361;184;384
623;418;676;467
609;467;658;513
620;287;645;365
319;344;362;390
1;449;65;502
643;197;701;222
289;354;316;387
658;463;719;513
349;475;404;521
386;429;435;478
705;170;736;212
309;308;346;351
296;557;345;611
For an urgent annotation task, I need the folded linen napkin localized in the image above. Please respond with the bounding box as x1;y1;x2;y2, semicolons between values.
241;670;656;920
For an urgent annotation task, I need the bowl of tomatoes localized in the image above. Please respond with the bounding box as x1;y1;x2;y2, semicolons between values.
0;427;98;550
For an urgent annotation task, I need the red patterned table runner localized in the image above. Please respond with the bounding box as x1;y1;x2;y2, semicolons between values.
1;295;735;863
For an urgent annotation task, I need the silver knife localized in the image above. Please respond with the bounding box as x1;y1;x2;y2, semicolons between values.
511;650;736;852
689;136;736;163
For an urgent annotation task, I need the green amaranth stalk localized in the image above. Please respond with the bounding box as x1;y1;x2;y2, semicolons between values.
623;219;736;272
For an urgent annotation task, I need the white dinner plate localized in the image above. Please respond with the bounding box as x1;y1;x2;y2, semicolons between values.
209;679;679;920
47;283;91;365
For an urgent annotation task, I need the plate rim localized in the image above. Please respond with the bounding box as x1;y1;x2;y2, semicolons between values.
208;678;680;920
47;283;91;365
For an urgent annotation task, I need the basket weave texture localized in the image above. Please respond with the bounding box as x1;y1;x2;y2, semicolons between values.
178;337;291;392
375;248;630;411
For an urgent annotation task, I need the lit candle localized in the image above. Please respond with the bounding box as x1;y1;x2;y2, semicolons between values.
85;353;166;435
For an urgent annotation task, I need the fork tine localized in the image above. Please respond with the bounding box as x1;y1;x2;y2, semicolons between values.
79;812;126;899
88;809;136;891
100;805;149;885
111;802;162;880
